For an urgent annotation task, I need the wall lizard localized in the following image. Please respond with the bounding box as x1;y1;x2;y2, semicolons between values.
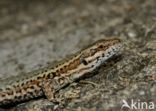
0;38;122;106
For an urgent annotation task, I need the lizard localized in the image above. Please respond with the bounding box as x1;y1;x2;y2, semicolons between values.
0;38;122;106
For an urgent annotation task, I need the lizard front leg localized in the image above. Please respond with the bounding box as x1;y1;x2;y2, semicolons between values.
42;76;72;103
42;79;58;103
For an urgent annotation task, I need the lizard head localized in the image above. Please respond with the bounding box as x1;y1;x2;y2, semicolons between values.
79;38;122;68
69;38;122;80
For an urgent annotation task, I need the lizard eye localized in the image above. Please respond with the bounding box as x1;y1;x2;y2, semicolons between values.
80;55;88;65
81;59;88;65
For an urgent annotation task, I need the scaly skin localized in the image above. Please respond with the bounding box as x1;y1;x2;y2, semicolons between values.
0;38;122;106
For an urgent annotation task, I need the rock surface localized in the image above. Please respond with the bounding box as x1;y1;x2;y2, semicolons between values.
0;0;155;111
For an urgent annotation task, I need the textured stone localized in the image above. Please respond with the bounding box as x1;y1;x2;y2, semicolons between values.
0;0;155;111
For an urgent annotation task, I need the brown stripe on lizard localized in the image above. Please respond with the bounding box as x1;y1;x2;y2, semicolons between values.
0;38;122;106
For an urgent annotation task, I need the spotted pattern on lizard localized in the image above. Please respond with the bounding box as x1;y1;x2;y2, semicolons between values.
0;38;122;106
